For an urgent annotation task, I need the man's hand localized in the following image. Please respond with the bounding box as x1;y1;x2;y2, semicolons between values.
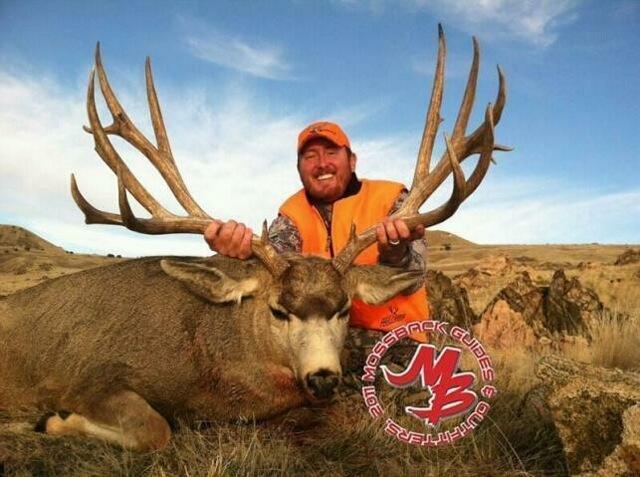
376;218;425;265
204;220;253;259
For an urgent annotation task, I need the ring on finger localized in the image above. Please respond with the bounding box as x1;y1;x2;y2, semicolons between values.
389;239;400;246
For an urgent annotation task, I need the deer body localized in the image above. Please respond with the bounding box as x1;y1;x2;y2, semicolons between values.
0;257;305;422
0;254;421;449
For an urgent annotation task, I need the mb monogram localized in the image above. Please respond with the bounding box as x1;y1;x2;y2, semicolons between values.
361;320;497;446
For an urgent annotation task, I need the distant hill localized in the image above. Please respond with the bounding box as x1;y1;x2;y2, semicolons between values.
0;225;65;253
425;230;475;247
0;224;475;253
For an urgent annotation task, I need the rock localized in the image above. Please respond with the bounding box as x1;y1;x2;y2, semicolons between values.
545;270;603;335
577;261;596;270
513;255;536;264
473;272;547;348
425;269;477;327
473;298;538;349
598;404;640;477
454;255;514;291
473;271;605;349
614;249;640;266
476;255;513;275
455;267;493;292
535;355;640;475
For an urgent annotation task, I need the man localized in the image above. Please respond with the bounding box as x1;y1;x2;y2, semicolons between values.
205;121;428;332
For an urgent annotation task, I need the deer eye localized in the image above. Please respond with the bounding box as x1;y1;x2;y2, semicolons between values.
269;306;289;321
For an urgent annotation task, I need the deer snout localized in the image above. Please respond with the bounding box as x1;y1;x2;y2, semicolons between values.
305;369;341;400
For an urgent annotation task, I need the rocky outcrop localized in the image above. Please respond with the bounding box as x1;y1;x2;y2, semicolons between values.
535;355;640;476
425;269;477;328
599;405;640;477
472;272;544;348
545;269;603;335
473;270;604;349
455;255;516;292
614;249;640;266
473;298;538;349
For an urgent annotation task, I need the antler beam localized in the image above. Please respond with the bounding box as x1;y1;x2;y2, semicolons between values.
72;44;288;277
332;25;510;274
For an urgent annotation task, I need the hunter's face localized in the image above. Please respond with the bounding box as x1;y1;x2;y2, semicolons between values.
297;138;356;203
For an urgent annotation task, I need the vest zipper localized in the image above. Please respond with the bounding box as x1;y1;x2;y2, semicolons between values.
312;205;334;258
328;206;335;258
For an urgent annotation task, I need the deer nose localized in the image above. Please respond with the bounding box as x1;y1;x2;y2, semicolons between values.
305;369;341;400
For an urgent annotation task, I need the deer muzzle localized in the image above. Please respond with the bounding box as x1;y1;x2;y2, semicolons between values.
305;369;341;400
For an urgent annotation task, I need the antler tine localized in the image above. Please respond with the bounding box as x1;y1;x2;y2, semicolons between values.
251;236;289;278
86;67;170;218
71;173;123;225
113;166;209;234
451;36;479;141
144;56;211;218
411;23;446;194
332;133;467;274
464;103;495;197
145;56;173;161
85;43;210;219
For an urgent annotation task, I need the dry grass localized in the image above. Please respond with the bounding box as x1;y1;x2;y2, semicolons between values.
588;312;640;372
1;345;567;477
560;285;640;371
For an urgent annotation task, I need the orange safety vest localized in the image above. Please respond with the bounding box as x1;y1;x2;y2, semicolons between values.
279;179;429;335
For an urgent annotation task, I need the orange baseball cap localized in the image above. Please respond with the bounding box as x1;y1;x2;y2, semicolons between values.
297;121;351;154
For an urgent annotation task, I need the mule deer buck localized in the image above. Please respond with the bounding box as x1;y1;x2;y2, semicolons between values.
0;26;508;450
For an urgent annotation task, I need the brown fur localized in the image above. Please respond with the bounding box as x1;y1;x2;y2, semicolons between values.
0;253;421;449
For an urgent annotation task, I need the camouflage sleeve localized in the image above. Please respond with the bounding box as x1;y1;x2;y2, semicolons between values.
267;214;302;253
379;189;427;272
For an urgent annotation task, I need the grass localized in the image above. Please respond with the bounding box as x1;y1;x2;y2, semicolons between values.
586;312;640;371
1;346;568;477
562;283;640;371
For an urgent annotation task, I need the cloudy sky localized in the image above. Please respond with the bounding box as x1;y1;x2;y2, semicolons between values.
1;0;638;256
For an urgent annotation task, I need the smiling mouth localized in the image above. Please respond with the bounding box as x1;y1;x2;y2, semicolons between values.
316;174;335;181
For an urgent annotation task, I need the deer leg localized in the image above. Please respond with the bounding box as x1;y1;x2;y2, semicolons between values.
36;390;171;451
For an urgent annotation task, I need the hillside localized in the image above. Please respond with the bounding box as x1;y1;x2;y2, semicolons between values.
0;224;638;314
0;225;64;253
425;229;475;247
0;224;124;297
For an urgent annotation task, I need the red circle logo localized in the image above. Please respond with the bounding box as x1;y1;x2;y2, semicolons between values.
361;320;497;446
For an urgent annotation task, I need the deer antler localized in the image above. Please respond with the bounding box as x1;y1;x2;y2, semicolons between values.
332;25;510;274
72;43;288;277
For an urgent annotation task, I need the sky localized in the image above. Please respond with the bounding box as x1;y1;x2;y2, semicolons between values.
0;0;638;256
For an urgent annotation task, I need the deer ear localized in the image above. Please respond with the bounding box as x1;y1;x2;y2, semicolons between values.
160;259;259;304
344;266;424;305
